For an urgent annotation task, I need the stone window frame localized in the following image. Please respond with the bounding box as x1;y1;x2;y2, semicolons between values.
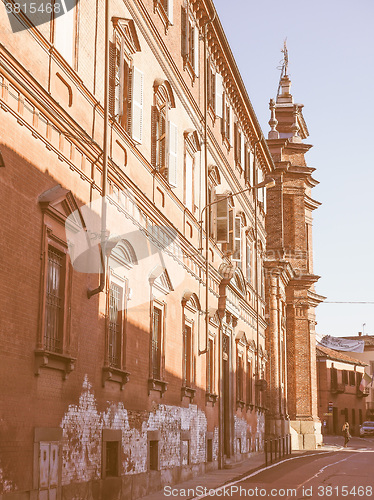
181;292;200;402
102;240;136;390
35;187;79;379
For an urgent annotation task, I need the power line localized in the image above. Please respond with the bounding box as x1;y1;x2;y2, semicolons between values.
323;301;374;304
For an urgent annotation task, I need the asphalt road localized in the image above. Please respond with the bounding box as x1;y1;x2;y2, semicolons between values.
197;437;374;500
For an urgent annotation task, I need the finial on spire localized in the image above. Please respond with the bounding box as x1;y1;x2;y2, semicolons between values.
281;39;288;76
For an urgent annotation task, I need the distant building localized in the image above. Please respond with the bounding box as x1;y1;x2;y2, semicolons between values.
316;346;367;435
342;334;374;421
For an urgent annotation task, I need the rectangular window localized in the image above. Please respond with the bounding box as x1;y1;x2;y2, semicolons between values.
236;353;243;402
182;6;199;76
184;323;192;386
207;338;214;393
152;306;162;380
246;242;252;283
232;216;242;262
215;73;223;118
108;283;123;368
244;143;254;185
216;195;229;243
342;370;348;385
331;367;337;389
45;247;65;353
349;371;355;386
221;97;232;144
184;151;194;212
246;360;253;405
207;59;216;110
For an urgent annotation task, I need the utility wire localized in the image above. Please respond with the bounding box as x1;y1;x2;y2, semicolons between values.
323;301;374;304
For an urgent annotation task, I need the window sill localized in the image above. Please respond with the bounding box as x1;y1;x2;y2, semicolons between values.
181;386;196;402
34;349;76;379
148;378;168;396
206;392;218;405
102;366;130;390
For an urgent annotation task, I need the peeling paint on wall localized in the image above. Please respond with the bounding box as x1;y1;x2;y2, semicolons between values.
60;376;218;484
0;465;15;494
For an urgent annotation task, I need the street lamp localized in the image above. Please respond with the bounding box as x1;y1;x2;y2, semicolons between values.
198;175;274;466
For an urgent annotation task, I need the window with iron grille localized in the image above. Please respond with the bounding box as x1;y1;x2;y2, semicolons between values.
152;306;162;380
44;247;65;353
108;283;123;368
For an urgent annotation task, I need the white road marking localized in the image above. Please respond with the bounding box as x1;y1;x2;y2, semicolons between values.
191;450;336;500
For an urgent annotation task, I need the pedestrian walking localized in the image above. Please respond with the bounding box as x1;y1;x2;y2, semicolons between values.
342;422;351;447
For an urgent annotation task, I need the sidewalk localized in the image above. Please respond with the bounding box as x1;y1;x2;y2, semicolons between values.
139;441;339;500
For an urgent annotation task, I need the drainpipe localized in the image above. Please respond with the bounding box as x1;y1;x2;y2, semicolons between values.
88;0;110;298
198;9;215;355
253;137;262;406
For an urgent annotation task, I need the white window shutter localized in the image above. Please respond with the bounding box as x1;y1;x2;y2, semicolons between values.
185;152;193;211
215;73;223;118
249;149;254;186
167;0;173;24
257;168;264;202
240;133;245;168
168;122;178;187
193;26;199;76
54;6;75;66
131;67;143;143
228;105;233;145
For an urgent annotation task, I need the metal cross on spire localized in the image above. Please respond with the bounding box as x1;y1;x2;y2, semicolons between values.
276;38;289;97
281;38;289;76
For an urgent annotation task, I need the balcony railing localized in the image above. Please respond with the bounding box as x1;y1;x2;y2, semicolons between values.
331;382;345;394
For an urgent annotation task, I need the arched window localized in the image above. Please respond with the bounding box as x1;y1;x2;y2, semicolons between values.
152;80;177;186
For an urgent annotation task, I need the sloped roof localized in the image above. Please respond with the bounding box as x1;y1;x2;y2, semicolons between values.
343;335;374;348
316;345;367;366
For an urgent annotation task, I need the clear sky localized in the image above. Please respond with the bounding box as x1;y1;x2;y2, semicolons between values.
213;0;374;338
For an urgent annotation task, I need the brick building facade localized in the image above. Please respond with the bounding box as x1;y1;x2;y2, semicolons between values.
316;346;367;436
0;0;277;498
342;334;374;421
264;73;325;449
